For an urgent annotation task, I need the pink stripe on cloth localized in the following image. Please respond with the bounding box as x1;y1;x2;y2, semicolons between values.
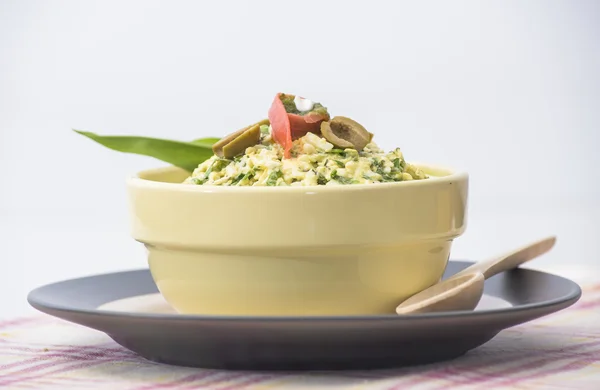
570;298;600;310
415;338;600;388
460;338;599;374
491;358;597;388
180;372;251;389
182;372;259;389
132;371;229;389
0;338;128;353
0;341;138;376
0;337;143;387
0;353;136;375
0;340;132;352
218;374;278;390
0;345;136;370
0;358;128;387
422;349;600;389
0;316;49;329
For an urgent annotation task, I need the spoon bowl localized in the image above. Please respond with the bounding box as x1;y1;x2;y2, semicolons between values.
396;272;484;314
396;236;557;315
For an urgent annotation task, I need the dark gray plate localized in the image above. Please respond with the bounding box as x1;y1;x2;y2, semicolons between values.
27;261;581;370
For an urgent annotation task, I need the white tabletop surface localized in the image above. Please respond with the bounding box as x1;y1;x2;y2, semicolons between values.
1;196;598;319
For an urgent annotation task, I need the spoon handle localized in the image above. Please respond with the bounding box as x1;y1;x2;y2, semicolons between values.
454;236;557;280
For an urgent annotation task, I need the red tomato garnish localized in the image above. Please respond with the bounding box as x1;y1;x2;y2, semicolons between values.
268;93;329;158
268;94;293;158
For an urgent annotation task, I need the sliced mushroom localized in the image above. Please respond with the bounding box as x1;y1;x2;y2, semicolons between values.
320;116;373;151
212;119;269;158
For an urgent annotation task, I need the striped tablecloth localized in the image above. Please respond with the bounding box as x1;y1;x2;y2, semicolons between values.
1;286;599;390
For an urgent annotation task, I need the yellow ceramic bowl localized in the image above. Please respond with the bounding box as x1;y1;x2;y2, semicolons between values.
127;165;468;316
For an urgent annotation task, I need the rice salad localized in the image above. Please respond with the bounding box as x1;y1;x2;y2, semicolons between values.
184;126;428;187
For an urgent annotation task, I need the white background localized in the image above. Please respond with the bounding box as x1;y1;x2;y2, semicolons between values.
1;0;599;317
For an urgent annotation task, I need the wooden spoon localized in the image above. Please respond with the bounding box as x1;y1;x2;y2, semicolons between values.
396;236;557;315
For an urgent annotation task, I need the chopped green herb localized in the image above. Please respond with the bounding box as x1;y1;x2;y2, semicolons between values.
393;158;401;170
373;159;387;176
345;149;359;159
230;168;255;186
380;174;396;182
279;94;329;117
334;160;345;168
200;158;231;181
203;162;215;178
214;158;231;172
280;94;299;114
317;173;328;185
260;124;270;135
266;170;283;186
331;170;355;185
230;173;246;185
308;102;328;117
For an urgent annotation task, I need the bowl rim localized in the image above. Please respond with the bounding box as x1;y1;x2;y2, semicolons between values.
127;162;468;193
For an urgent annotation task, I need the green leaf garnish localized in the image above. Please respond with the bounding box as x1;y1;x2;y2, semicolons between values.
190;137;221;146
74;130;218;172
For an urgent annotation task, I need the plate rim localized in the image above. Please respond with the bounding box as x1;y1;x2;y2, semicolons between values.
27;260;582;322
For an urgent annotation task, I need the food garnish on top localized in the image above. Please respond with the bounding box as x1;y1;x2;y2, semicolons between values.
74;92;428;186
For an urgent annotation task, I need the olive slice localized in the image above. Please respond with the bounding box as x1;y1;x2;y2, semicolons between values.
212;119;268;158
320;116;373;151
